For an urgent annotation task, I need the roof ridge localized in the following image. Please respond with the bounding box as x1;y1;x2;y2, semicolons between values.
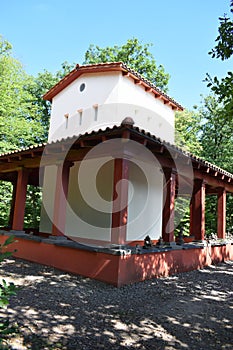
43;61;183;110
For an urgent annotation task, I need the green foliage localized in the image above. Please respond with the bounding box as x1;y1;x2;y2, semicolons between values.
205;71;233;116
208;1;233;60
0;236;18;346
175;93;233;237
205;1;233;116
205;196;217;236
84;38;170;92
0;236;15;263
174;197;190;237
27;70;60;141
0;35;12;56
0;182;12;228
201;2;233;236
0;279;16;308
24;186;42;229
0;42;45;151
175;109;202;155
226;194;233;232
198;95;233;173
27;61;76;140
0;36;50;228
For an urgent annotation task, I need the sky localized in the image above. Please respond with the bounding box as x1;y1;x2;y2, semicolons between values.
1;0;232;110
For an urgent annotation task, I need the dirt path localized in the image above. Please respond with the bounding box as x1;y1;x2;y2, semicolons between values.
0;258;232;349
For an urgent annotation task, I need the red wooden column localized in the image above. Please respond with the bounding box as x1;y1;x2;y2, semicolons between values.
8;180;17;229
217;187;226;239
162;168;176;243
189;199;193;237
111;158;129;245
12;168;29;231
52;162;72;236
190;179;206;241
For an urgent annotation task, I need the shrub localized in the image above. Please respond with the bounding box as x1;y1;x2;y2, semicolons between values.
0;236;18;347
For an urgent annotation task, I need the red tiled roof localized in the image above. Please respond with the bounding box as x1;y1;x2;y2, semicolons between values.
43;62;183;111
0;123;232;181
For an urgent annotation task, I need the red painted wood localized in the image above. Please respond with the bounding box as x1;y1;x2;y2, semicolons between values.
189;199;193;236
12;169;29;231
190;179;206;240
52;162;71;236
162;169;176;242
8;180;17;228
217;188;226;239
111;158;129;245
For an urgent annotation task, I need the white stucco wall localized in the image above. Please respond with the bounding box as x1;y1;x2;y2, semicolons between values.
127;160;163;242
41;70;171;242
48;72;121;142
39;165;57;233
65;158;114;243
48;71;175;144
39;156;163;244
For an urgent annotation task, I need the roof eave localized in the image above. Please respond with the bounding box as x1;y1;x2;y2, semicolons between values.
43;62;183;110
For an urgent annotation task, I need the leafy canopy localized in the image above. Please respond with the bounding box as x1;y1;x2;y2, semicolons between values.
83;38;170;92
209;0;233;60
205;1;233;115
0;36;46;152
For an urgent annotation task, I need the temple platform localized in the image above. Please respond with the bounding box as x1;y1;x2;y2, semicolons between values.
0;231;232;287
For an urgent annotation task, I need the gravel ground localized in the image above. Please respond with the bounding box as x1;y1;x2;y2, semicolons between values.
0;258;232;350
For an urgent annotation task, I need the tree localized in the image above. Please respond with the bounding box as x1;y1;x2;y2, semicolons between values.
202;2;233;236
0;35;12;56
28;61;77;140
0;36;48;228
175;109;202;155
175;93;233;236
206;1;233;115
209;0;233;60
83;38;170;92
0;38;45;152
198;95;233;235
198;95;233;172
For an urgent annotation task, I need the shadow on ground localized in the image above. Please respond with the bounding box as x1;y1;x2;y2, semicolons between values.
0;259;232;349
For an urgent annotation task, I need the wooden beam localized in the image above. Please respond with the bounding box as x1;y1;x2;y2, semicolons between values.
111;158;129;245
122;71;129;77
12;168;29;231
8;180;17;229
193;169;233;193
145;86;152;92
190;179;206;241
162;168;176;243
217;188;226;239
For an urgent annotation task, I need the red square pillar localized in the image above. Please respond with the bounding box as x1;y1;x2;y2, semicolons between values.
12;168;29;231
52;162;72;236
8;179;17;229
190;179;206;241
111;158;129;245
162;168;176;243
189;199;193;237
217;187;226;239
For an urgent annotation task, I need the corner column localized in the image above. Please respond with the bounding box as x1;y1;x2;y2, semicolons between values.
217;187;226;239
8;179;17;228
12;168;29;231
52;162;72;236
111;158;129;245
190;179;206;241
162;168;176;243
